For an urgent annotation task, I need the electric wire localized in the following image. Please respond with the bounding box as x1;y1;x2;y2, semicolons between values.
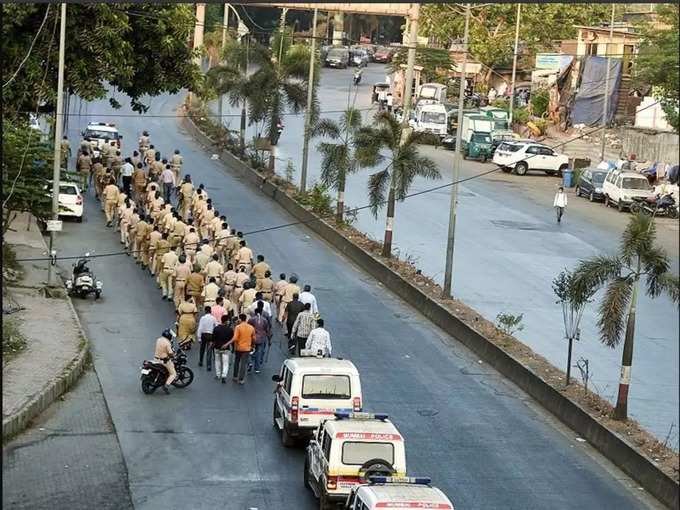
3;5;51;89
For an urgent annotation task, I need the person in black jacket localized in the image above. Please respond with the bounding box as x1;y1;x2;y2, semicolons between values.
212;313;234;383
285;294;305;352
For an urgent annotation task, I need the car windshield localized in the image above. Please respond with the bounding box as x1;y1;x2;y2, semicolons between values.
422;112;446;124
498;143;521;152
472;133;492;143
622;177;652;190
493;120;509;130
85;129;118;140
302;375;351;399
328;49;347;58
592;171;607;184
342;442;395;466
60;185;78;195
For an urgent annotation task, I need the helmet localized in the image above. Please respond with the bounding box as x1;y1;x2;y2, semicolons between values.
161;329;172;340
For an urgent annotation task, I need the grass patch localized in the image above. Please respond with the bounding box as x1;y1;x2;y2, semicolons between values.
2;317;27;361
2;243;20;271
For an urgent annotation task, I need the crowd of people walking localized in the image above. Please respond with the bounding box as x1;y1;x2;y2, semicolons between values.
74;130;332;392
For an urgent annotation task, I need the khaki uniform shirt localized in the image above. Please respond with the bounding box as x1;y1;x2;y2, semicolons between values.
171;154;183;168
223;270;238;287
235;272;250;288
204;260;224;280
93;162;106;179
161;250;179;271
195;251;210;271
256;277;274;296
200;244;214;258
156;239;171;259
180;182;194;198
148;230;162;252
274;279;288;297
202;282;220;304
183;232;200;252
134;220;149;241
216;228;231;247
145;148;156;163
252;261;270;280
174;262;192;282
210;217;223;238
133;168;147;188
77;154;92;172
239;288;257;309
282;283;301;303
186;272;204;296
111;155;123;173
236;246;253;267
154;337;173;360
103;184;119;202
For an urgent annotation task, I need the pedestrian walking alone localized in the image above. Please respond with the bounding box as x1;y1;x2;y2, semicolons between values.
553;186;568;223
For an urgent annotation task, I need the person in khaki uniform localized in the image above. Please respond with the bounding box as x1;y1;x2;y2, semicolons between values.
99;172;115;211
145;182;159;211
222;263;238;301
144;145;156;167
93;160;106;200
154;331;176;394
60;136;71;168
159;205;174;234
195;247;211;273
76;152;92;191
203;254;224;285
214;222;231;264
159;244;179;300
119;200;135;245
200;204;215;240
199;240;214;260
133;215;150;264
173;255;192;309
111;150;124;181
235;240;254;274
179;177;194;220
251;255;271;288
210;214;224;244
132;163;147;203
239;282;257;315
154;233;172;284
186;266;205;310
273;273;288;315
176;296;198;349
256;270;275;302
183;227;200;265
202;277;221;308
139;218;154;270
170;215;186;253
170;149;183;181
232;266;250;304
224;229;240;266
149;191;164;223
138;131;150;153
103;141;117;170
193;194;207;228
103;182;120;227
125;208;140;254
147;226;163;276
278;275;300;324
149;156;164;183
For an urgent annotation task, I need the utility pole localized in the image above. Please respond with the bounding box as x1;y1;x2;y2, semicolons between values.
188;3;206;108
299;8;318;193
48;2;67;287
400;3;420;127
508;3;521;125
442;3;470;298
217;3;229;125
600;3;615;163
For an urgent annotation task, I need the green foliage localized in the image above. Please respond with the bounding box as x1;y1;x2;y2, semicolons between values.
634;5;679;132
512;107;530;125
491;98;510;111
495;312;524;336
420;4;610;70
2;120;53;232
295;182;333;216
389;46;453;83
3;317;27;361
2;4;201;116
530;88;550;118
284;159;295;184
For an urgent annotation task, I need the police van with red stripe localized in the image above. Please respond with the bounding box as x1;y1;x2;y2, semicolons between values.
304;412;407;509
272;358;362;447
344;476;455;510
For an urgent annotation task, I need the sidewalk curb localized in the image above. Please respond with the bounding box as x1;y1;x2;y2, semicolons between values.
182;113;678;509
2;241;91;442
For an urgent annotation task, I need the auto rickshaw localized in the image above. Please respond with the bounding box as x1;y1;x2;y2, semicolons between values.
372;82;390;103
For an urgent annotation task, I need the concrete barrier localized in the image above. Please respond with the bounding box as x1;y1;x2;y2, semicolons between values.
182;115;679;509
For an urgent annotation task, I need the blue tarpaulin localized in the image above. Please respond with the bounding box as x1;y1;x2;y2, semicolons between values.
570;56;622;126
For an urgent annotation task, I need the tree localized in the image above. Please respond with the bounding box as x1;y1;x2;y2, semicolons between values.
313;108;375;222
634;4;679;132
389;47;453;84
419;4;610;80
356;113;440;258
2;120;53;234
569;213;679;420
3;4;201;116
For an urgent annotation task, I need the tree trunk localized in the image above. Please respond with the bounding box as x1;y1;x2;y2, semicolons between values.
381;184;396;258
336;172;346;222
240;102;247;151
613;278;638;420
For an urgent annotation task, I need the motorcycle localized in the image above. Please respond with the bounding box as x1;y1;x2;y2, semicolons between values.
65;253;103;299
630;193;678;218
140;337;195;394
353;69;363;86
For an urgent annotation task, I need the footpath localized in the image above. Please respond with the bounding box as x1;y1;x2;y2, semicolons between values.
2;212;89;439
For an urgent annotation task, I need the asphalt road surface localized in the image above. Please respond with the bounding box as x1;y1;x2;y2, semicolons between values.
212;62;679;444
43;91;665;510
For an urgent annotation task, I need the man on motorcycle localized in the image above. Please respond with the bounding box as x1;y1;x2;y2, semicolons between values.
154;330;176;394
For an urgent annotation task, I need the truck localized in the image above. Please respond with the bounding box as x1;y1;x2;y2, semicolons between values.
460;114;494;161
416;83;447;105
409;102;448;137
479;106;517;149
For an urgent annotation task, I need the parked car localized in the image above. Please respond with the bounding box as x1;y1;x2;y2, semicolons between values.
602;169;654;211
373;46;395;63
350;48;370;67
44;180;84;222
325;47;350;68
575;167;608;202
492;141;569;176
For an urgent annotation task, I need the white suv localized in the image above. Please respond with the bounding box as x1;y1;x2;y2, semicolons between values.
602;169;654;211
493;141;569;176
82;122;121;158
344;476;455;510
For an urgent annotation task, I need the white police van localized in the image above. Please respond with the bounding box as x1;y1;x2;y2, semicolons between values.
345;476;455;509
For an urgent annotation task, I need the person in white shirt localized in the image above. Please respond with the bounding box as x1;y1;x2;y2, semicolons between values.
299;285;318;315
196;306;218;370
160;164;177;204
246;292;272;317
553;186;568;223
386;93;394;113
305;319;332;358
120;158;134;196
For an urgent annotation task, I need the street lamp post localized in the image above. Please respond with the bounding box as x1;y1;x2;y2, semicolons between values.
442;3;470;298
600;4;616;163
48;2;67;287
300;8;319;193
217;3;230;124
508;3;521;125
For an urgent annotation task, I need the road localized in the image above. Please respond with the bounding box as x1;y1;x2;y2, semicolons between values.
34;90;665;510
213;62;680;445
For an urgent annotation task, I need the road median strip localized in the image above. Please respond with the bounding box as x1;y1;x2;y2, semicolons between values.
181;110;678;509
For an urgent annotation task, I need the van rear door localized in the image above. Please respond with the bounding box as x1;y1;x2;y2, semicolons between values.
298;372;359;428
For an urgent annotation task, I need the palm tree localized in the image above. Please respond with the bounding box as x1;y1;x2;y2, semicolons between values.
313;108;374;222
569;213;679;420
356;112;440;258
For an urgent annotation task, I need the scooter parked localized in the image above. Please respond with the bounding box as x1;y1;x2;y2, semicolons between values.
630;193;678;218
65;252;103;299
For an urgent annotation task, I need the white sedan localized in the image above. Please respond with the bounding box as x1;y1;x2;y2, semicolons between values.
45;181;84;222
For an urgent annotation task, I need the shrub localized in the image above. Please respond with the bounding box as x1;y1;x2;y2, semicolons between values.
2;317;27;360
495;312;525;336
296;182;333;216
530;88;550;118
512;107;530;126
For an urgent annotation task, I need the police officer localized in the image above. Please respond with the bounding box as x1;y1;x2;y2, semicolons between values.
154;329;176;394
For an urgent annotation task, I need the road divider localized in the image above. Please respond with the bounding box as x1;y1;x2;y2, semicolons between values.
182;112;679;509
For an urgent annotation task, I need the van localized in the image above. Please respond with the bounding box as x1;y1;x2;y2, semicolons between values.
602;169;654;211
344;476;455;510
272;357;362;446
